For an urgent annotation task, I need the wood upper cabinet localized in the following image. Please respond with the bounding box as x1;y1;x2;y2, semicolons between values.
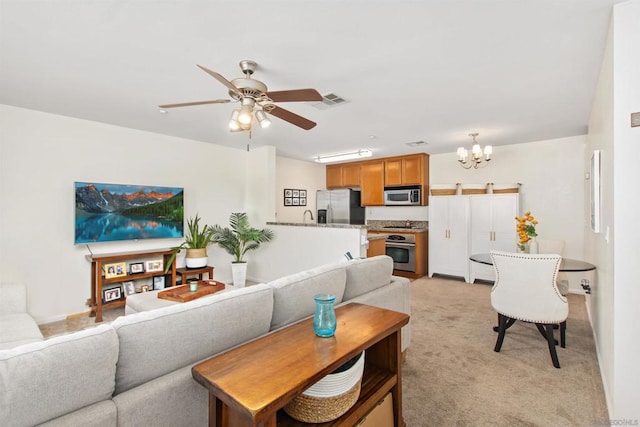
325;153;429;206
384;154;426;186
360;161;385;206
326;163;361;188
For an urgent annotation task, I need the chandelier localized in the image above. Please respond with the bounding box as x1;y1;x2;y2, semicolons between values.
457;133;492;169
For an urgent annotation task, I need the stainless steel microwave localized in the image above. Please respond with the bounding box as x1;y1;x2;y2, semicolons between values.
384;188;421;206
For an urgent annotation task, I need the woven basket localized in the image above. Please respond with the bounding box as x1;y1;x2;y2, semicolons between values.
284;352;364;423
461;188;487;194
493;187;519;193
431;189;456;196
284;380;361;423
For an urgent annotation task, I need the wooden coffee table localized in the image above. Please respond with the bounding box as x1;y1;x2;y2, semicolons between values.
192;303;409;426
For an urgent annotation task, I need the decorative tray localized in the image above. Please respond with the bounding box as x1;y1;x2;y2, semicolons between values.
157;280;225;303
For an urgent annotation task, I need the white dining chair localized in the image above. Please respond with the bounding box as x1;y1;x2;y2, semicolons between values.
489;251;568;368
537;238;568;295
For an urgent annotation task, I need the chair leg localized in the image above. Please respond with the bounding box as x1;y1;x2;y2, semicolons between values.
494;313;509;352
541;323;561;368
560;321;566;348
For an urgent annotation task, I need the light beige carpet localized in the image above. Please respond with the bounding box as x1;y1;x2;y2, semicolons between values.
401;276;608;427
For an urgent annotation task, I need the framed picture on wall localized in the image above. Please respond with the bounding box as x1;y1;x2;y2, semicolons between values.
283;188;307;207
590;150;601;233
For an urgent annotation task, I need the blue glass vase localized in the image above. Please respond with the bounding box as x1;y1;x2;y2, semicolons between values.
313;294;337;337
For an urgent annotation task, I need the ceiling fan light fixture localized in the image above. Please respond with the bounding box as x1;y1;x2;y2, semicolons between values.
314;149;373;164
228;109;241;130
238;98;255;125
255;110;271;128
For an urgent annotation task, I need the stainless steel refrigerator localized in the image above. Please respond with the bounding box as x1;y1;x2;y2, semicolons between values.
316;189;365;224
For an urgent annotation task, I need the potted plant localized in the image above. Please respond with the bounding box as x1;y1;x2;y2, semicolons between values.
166;214;215;270
211;212;274;287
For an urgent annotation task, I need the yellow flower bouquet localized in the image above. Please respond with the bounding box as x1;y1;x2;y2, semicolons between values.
515;211;538;251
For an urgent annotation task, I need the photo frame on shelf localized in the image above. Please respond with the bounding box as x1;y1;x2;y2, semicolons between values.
123;281;136;296
590;150;601;233
129;262;144;274
153;276;165;290
145;260;164;273
283;188;307;207
104;262;127;279
103;285;122;302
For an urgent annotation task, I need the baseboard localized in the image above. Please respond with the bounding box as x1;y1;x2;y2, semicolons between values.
67;310;91;320
585;296;613;419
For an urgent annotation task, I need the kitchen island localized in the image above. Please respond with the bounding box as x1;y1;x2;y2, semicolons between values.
249;222;368;282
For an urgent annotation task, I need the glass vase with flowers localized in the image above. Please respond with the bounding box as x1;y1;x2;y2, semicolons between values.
515;211;538;252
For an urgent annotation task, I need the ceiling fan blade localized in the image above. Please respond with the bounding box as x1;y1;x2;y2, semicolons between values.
267;105;317;130
266;89;323;102
196;64;243;98
158;99;230;108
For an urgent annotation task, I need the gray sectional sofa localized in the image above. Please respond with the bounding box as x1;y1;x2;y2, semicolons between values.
0;255;410;426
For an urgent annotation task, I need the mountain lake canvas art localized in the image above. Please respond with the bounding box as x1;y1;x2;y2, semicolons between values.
75;182;184;244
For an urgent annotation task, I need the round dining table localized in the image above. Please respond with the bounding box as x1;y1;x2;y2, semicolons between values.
469;253;596;272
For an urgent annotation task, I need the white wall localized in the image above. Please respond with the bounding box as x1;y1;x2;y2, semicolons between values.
0;105;248;322
611;2;640;417
585;1;640;417
274;156;325;223
586;13;615;416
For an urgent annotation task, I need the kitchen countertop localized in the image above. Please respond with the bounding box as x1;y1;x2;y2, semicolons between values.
266;222;367;229
368;227;428;233
266;222;428;233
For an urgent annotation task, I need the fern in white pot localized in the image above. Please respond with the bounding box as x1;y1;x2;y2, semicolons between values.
211;212;274;287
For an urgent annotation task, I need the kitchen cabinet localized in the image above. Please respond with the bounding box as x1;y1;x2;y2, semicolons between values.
469;194;519;283
366;234;387;258
326;163;361;188
428;196;470;282
324;153;429;206
360;160;385;206
384;154;426;187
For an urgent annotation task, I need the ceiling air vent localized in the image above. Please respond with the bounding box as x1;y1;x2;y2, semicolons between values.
312;93;349;109
406;141;428;147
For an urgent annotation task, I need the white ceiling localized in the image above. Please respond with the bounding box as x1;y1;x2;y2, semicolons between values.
0;0;621;162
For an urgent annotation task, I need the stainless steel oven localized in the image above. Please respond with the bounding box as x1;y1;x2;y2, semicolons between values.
385;234;416;273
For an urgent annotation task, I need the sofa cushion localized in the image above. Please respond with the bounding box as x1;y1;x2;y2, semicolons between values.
113;364;208;427
112;284;274;395
343;255;394;301
268;263;346;330
0;313;44;350
38;400;117;427
0;324;118;427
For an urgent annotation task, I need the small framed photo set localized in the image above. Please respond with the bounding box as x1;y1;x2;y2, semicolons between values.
123;281;136;296
129;262;145;274
283;188;307;207
103;285;122;303
145;260;164;273
105;262;127;279
153;276;165;290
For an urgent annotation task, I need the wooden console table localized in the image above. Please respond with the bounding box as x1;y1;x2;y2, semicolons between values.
88;248;177;322
192;303;409;426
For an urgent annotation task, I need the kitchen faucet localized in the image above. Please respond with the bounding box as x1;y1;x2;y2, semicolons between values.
303;209;314;223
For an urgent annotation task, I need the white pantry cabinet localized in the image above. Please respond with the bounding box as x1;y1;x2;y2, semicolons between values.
428;196;470;282
469;194;519;283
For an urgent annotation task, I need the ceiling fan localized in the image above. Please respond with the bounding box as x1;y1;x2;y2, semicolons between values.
159;60;322;131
